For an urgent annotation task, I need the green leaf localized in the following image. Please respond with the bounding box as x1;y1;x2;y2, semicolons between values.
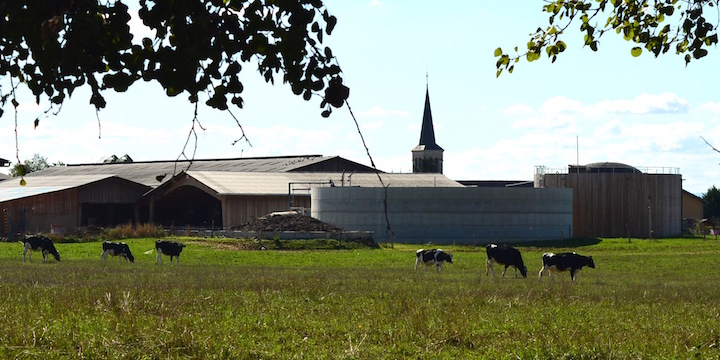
494;47;502;57
631;47;642;57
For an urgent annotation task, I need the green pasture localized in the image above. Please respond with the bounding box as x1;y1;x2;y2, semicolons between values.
1;237;720;359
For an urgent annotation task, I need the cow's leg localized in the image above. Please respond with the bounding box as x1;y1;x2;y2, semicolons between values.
486;259;494;276
101;249;110;261
42;250;48;263
156;249;162;264
414;257;420;270
570;268;579;282
23;245;28;262
538;266;544;280
501;264;510;277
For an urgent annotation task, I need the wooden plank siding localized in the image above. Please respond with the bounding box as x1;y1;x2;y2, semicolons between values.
543;173;681;238
78;177;150;204
1;189;80;235
0;178;150;236
221;195;310;228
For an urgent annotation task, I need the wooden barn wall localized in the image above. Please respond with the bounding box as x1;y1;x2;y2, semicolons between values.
78;178;149;203
1;189;79;235
542;173;681;238
682;192;703;220
221;195;311;228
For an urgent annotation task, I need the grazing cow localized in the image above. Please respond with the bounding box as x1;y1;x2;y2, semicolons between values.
486;244;528;278
101;241;135;263
414;249;453;272
22;235;60;262
155;240;185;264
538;252;595;282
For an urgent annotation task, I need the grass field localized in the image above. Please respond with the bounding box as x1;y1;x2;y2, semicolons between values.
1;237;720;359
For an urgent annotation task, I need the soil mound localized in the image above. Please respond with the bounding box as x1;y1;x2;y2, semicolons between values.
234;212;343;232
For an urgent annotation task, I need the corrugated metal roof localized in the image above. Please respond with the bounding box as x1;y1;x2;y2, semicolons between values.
182;171;464;195
26;155;342;187
0;174;117;202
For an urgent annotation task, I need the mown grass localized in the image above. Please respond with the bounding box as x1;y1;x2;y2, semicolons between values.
1;237;720;358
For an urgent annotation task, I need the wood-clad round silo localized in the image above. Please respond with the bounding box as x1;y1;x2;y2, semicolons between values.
540;162;682;238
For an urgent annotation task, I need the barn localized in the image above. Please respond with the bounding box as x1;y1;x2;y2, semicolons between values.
0;175;150;235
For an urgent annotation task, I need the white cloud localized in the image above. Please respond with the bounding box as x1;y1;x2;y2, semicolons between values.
512;113;575;130
592;92;689;115
699;102;720;113
539;96;585;114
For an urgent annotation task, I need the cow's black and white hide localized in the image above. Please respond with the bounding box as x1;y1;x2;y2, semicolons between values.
486;244;528;278
414;249;453;272
101;241;135;263
538;252;595;282
22;235;60;262
155;240;186;264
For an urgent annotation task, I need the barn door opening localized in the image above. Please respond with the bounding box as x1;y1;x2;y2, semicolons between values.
152;185;222;228
81;203;135;227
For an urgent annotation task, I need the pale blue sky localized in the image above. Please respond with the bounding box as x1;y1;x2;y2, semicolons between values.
2;1;719;195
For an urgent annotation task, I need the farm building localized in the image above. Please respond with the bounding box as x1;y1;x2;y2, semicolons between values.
141;170;464;229
537;162;683;238
0;155;393;236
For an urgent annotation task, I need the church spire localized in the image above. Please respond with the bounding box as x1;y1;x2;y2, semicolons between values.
418;85;443;151
412;76;444;174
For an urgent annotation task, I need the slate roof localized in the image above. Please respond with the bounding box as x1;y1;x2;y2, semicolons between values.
26;155;375;188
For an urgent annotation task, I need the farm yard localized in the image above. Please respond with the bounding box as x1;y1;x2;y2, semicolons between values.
1;237;720;359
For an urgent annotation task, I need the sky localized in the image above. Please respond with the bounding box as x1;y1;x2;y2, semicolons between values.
2;1;720;195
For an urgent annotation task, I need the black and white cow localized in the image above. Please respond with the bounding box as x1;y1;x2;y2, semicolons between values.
538;252;595;282
22;235;60;262
415;249;453;272
486;244;528;278
101;241;135;263
155;240;185;264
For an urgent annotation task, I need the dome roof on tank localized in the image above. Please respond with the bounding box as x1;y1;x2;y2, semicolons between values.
583;162;641;173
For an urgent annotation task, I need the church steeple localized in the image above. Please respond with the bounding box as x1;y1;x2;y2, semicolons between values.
412;78;444;174
418;86;443;151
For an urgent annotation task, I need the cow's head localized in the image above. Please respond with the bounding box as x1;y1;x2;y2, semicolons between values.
49;251;60;262
446;253;453;264
587;256;595;268
126;252;135;263
519;265;528;278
